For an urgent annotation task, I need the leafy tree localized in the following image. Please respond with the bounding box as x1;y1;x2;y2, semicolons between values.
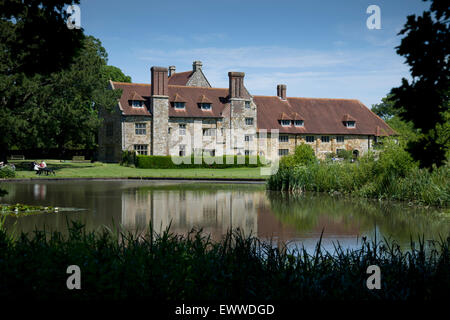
371;94;400;120
390;0;449;168
371;95;420;144
0;0;84;162
21;36;122;154
102;65;132;83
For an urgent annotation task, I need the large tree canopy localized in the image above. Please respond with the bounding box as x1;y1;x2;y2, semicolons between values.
102;65;132;83
390;0;449;168
1;1;122;160
0;0;84;76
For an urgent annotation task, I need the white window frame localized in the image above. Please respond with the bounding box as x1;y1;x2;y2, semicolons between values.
132;100;144;108
135;123;146;135
345;121;356;128
203;128;215;137
336;136;345;143
134;144;148;155
306;136;315;143
281;120;291;126
174;102;185;109
321;136;330;143
294;120;304;127
279;135;289;143
179;124;186;136
200;103;212;110
245;118;254;125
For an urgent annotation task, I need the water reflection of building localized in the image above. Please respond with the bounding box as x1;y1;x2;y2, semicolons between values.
120;188;259;240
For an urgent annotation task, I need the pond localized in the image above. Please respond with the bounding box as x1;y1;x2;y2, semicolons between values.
1;180;449;253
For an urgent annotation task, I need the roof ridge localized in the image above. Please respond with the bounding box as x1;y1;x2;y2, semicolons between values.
112;81;150;86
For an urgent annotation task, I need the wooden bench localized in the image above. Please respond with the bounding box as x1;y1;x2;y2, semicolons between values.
10;155;25;160
72;156;90;163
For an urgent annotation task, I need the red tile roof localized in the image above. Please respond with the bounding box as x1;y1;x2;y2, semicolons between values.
129;91;145;101
168;71;192;86
111;81;395;136
111;82;229;118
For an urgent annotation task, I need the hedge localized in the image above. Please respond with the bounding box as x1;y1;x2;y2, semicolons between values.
136;155;265;169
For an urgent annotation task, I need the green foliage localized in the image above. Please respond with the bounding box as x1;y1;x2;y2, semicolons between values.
120;150;137;167
0;222;448;300
390;0;449;168
0;30;121;157
0;167;15;179
280;143;316;167
136;155;264;169
0;0;84;161
0;0;84;76
336;149;353;160
102;65;132;83
268;142;450;207
371;94;401;120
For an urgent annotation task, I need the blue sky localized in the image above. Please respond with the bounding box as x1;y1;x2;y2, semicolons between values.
79;0;430;107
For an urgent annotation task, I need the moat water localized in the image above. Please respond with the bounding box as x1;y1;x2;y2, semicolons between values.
1;180;449;253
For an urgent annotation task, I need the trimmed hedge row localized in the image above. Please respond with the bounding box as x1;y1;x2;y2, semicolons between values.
136;155;265;169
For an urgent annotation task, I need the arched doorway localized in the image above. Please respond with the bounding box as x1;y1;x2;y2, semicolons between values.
352;149;359;159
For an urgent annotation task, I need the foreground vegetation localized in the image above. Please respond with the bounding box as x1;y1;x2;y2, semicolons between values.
0;221;448;300
268;141;450;207
4;160;265;180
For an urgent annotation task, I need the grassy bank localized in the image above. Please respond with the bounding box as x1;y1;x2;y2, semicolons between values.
5;160;265;180
0;221;448;300
267;142;450;207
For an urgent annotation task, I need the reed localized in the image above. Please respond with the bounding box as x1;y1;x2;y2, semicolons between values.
0;221;448;300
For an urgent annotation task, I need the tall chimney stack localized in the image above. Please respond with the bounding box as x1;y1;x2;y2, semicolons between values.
168;66;176;77
228;72;245;99
277;84;286;100
193;61;202;72
151;66;168;96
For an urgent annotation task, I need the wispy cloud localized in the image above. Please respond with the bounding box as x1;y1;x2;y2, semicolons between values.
134;45;409;107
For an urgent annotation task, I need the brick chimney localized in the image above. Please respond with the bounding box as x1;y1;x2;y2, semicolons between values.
150;66;169;155
277;84;286;100
228;72;245;99
193;61;202;72
168;66;176;77
151;66;168;96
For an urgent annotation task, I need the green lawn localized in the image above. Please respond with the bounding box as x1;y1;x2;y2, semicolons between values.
10;160;266;180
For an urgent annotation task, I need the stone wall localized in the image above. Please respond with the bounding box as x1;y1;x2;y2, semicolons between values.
123;116;152;154
258;134;373;160
186;69;211;87
151;96;169;155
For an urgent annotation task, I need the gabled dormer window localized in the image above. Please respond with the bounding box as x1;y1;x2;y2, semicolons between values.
294;120;304;127
200;103;211;110
131;100;144;108
174;102;185;110
345;121;356;128
281;120;291;126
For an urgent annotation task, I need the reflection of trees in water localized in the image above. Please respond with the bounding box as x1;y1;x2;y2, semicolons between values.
267;191;449;243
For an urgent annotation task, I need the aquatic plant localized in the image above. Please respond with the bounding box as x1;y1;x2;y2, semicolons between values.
0;221;448;300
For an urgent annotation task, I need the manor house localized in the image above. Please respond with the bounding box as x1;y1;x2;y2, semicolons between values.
98;61;394;162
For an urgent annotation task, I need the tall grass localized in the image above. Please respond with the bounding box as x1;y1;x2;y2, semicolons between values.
268;142;450;207
0;221;448;300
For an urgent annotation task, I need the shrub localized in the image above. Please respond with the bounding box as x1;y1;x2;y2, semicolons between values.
136;155;264;169
120;150;137;167
0;167;15;179
280;143;316;167
267;143;449;207
336;149;353;160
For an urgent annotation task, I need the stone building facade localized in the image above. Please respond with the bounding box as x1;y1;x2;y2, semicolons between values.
98;61;395;162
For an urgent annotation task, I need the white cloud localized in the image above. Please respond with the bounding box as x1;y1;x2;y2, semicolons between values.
134;45;410;107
